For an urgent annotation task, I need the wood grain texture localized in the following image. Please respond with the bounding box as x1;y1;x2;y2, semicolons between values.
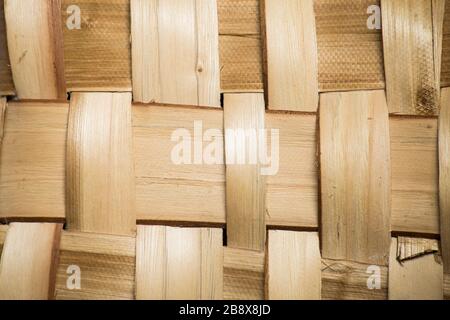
0;98;5;144
61;0;131;91
445;273;450;300
0;102;67;220
390;116;439;234
131;0;220;106
136;225;223;300
0;223;62;300
440;87;450;274
263;0;318;111
0;224;7;254
224;93;266;251
223;247;264;300
440;0;450;87
4;0;66;99
55;231;135;300
315;0;385;92
389;237;443;300
0;0;14;95
133;105;225;224
66;92;135;235
322;259;388;300
267;231;321;300
381;0;439;115
320;91;390;265
433;0;445;92
265;112;318;228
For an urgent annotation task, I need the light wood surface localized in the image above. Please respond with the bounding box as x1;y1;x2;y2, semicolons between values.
4;0;66;99
267;231;321;300
66;92;135;235
0;224;8;254
0;0;14;95
0;223;62;300
224;93;266;251
264;0;318;111
136;225;223;299
131;0;220;106
320;91;391;265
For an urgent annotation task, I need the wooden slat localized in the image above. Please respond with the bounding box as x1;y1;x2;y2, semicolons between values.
320;91;390;265
381;0;439;115
267;231;321;300
390;116;439;234
433;0;445;92
440;87;450;274
136;225;223;299
0;224;7;254
224;93;266;251
0;0;14;95
55;231;135;300
66;92;135;235
0;223;62;300
133;105;225;225
4;0;66;99
265;112;318;228
0;102;67;220
131;0;220;106
322;259;388;300
263;0;318;112
61;0;131;91
223;247;264;300
440;0;450;87
388;237;443;300
0;98;5;144
445;273;450;300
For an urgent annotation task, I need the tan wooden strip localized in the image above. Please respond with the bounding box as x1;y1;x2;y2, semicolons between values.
322;259;388;300
389;237;443;300
441;1;450;87
66;92;135;235
0;98;5;144
381;0;439;115
390;116;439;234
55;230;135;300
433;0;445;93
265;112;318;228
0;224;7;254
4;0;66;99
320;90;390;265
0;0;14;95
0;102;67;220
445;273;450;300
61;0;131;91
133;105;225;224
223;247;264;300
440;87;450;274
131;0;220;106
0;223;62;300
263;0;318;112
224;93;266;251
136;225;223;300
267;231;321;300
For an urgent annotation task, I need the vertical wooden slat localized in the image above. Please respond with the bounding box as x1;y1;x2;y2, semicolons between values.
0;98;5;144
136;225;223;300
320;90;390;265
4;0;66;99
0;0;14;95
131;0;220;107
224;93;266;251
66;92;135;235
388;237;443;300
381;0;439;115
263;0;318;111
0;223;62;300
267;231;321;300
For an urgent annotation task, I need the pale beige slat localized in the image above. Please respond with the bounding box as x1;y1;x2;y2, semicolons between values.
267;231;321;300
4;0;65;99
55;230;135;300
263;0;318;112
133;105;225;224
390;116;439;234
320;90;390;265
224;93;266;251
0;102;68;220
66;92;135;236
389;237;443;300
381;0;439;115
136;225;223;300
0;223;62;300
440;87;450;274
131;0;220;107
